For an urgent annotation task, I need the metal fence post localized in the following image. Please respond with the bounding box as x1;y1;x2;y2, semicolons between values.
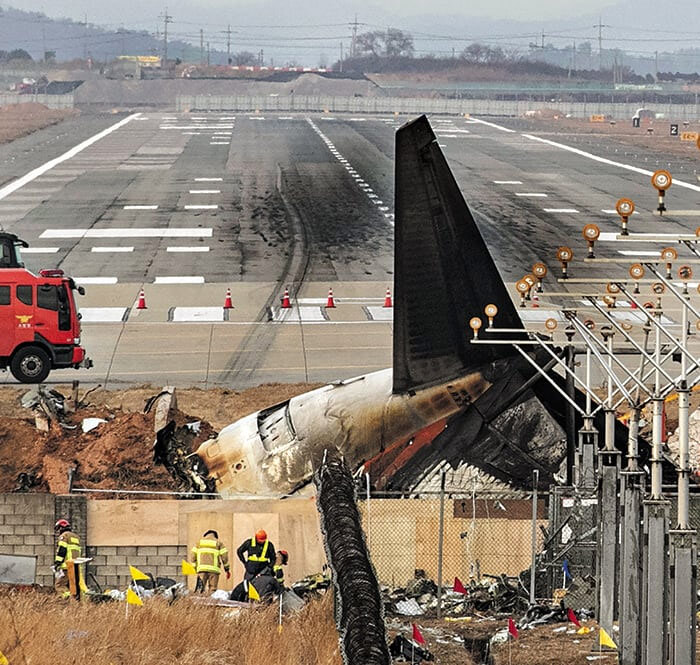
366;472;371;552
530;469;539;605
436;471;446;620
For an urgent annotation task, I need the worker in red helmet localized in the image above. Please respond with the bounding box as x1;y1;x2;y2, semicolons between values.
53;519;81;598
236;529;276;580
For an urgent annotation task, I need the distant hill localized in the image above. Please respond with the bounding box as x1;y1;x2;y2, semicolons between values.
0;5;220;64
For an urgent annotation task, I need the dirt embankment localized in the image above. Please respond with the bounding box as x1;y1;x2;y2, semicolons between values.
0;102;79;144
0;382;319;495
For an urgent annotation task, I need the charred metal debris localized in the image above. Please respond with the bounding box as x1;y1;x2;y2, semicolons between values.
314;456;391;665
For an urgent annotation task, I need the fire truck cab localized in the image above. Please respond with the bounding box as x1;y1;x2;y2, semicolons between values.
0;233;92;383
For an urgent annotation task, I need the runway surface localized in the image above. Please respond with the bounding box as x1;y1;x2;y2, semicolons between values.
0;111;698;387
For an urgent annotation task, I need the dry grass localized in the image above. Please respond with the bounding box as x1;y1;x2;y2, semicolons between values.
0;591;342;665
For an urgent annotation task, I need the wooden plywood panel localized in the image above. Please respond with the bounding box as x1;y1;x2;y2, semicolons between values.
231;512;279;584
277;508;326;584
87;501;180;546
369;515;415;587
186;511;235;592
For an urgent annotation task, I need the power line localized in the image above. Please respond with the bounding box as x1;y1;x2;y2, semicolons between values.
159;6;173;63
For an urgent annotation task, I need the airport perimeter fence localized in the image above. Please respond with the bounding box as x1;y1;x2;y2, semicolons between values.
355;488;547;597
176;94;700;120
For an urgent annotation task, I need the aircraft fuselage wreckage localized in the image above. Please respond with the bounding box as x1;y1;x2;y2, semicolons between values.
196;115;650;497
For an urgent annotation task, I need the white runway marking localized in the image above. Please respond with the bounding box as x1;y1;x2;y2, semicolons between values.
22;247;59;254
0;113;140;202
617;250;661;256
470;118;516;133
182;132;201;135
522;134;700;193
494;180;523;184
123;205;158;210
75;277;119;285
210;142;229;145
195;177;223;182
273;306;327;322
600;231;685;242
544;208;579;213
516;193;548;198
365;306;393;321
166;246;210;252
80;307;128;322
184;204;218;210
189;190;221;194
602;209;639;215
172;307;224;322
91;246;134;253
42;228;213;239
154;276;205;284
278;116;294;120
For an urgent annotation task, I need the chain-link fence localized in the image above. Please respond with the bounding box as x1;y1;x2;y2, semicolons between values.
357;488;547;592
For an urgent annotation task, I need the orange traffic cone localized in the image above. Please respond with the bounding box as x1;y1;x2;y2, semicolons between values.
136;289;147;310
281;287;291;309
383;288;392;308
532;293;539;308
325;288;336;308
224;288;233;309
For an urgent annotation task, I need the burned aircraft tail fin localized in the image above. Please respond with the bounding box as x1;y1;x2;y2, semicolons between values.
393;115;523;394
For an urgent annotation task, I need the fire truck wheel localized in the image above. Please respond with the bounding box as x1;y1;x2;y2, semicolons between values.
10;346;51;383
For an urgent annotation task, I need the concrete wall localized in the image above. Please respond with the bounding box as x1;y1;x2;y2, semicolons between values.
0;493;544;591
0;93;74;109
176;94;700;121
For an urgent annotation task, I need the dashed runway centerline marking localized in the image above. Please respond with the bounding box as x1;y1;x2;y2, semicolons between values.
515;193;548;197
494;180;523;184
195;177;223;182
154;276;205;284
91;246;134;253
543;208;579;213
189;190;221;194
75;277;119;285
184;204;218;210
22;247;59;254
166;246;210;252
41;228;213;239
123;204;158;210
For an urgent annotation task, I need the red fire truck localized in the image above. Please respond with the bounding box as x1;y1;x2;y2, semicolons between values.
0;233;92;383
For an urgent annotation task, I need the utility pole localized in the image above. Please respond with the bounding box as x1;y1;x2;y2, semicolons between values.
159;7;173;65
259;49;264;66
350;14;358;58
82;13;88;61
655;50;659;82
339;42;343;72
594;17;609;73
225;24;232;64
200;29;204;64
207;42;210;66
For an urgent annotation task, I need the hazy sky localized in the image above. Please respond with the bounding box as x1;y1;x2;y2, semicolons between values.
5;0;621;27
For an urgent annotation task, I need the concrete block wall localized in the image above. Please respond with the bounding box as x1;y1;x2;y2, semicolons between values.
85;544;188;590
0;494;59;587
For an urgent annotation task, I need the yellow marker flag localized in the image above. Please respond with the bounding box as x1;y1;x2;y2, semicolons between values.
126;588;143;606
599;627;618;650
129;565;150;582
248;582;260;601
0;649;9;665
181;560;197;576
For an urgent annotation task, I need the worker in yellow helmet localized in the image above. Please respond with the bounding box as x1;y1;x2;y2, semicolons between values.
53;518;81;598
237;529;276;581
191;530;230;593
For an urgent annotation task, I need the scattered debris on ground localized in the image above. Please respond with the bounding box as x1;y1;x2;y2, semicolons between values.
0;103;78;144
0;383;318;495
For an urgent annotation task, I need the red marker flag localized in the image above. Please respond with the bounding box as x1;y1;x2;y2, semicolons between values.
453;576;467;594
412;623;426;645
508;617;519;639
567;608;581;627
